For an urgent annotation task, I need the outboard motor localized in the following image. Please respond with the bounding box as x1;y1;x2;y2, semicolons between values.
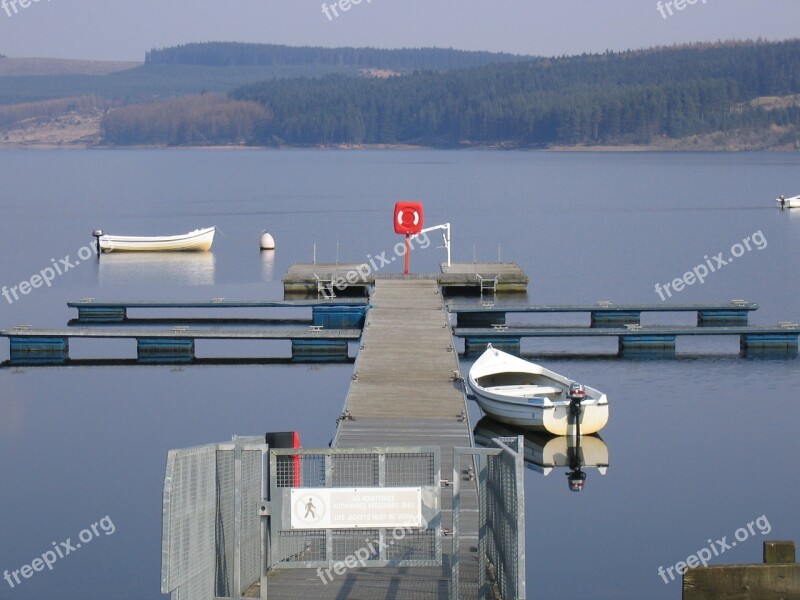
92;229;104;255
568;382;586;417
567;469;587;492
567;382;586;437
566;433;587;492
568;382;586;402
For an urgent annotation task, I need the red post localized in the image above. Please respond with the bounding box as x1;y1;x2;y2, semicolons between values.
404;234;410;275
292;431;301;488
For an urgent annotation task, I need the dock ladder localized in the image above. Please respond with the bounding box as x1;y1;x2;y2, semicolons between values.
477;274;499;296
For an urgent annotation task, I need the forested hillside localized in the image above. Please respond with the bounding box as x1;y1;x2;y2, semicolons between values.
145;42;531;70
229;40;800;147
101;94;271;146
8;40;798;149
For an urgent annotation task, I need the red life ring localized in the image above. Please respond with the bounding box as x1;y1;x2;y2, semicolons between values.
393;201;424;234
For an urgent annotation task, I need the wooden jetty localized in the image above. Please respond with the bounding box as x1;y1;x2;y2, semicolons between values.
1;326;361;364
68;298;368;328
283;262;528;297
448;301;759;327
683;540;799;599
454;323;800;356
265;277;483;598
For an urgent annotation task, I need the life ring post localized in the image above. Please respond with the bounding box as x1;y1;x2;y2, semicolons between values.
404;234;410;275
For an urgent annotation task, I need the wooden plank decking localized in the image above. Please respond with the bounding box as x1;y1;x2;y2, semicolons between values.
266;279;480;599
283;262;528;296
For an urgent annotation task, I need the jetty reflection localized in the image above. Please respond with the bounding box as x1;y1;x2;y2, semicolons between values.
474;416;609;492
98;252;216;286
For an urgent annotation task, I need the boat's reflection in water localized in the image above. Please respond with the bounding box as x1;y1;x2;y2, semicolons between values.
473;416;609;492
98;252;216;287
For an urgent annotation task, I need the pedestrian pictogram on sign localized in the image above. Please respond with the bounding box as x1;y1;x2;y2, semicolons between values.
290;488;422;530
292;491;326;528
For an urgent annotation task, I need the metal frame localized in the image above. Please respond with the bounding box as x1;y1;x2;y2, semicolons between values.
476;274;499;296
161;437;267;600
267;446;442;570
411;222;452;267
452;436;526;600
314;274;336;299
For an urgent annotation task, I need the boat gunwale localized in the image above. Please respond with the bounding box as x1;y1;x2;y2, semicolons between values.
99;227;215;244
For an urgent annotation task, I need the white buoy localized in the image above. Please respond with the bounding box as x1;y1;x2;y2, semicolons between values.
260;231;275;250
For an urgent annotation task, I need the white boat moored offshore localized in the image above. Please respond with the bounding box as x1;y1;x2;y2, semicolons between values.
777;194;800;209
93;227;215;253
468;344;609;435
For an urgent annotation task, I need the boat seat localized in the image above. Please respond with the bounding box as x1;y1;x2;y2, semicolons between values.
484;384;562;397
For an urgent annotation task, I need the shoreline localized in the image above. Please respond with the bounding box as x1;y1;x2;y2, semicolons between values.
0;142;797;152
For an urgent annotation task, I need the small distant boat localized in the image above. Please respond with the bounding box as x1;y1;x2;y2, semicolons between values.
93;227;215;253
777;195;800;209
468;344;609;435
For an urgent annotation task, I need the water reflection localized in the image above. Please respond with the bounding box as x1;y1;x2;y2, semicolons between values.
474;416;609;492
261;249;276;282
97;252;216;286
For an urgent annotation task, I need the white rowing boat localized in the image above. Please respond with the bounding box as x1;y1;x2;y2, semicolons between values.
468;344;609;435
94;227;215;252
777;195;800;209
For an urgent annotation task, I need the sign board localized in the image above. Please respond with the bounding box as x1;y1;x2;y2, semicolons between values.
394;201;424;235
290;487;422;530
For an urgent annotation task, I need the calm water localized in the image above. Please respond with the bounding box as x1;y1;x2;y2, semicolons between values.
0;149;799;599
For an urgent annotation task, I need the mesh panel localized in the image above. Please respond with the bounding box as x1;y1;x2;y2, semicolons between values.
215;450;235;597
330;454;379;486
486;443;523;600
385;453;436;486
276;531;326;563
270;448;441;569
275;454;324;488
385;530;437;561
162;447;217;597
162;441;266;600
170;570;214;600
240;450;263;594
332;530;381;561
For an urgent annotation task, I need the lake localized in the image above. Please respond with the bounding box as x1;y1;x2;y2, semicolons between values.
0;148;798;599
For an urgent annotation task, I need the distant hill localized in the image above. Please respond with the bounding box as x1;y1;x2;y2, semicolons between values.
0;63;356;106
145;42;533;71
3;40;800;150
229;39;800;148
0;43;527;107
0;57;140;77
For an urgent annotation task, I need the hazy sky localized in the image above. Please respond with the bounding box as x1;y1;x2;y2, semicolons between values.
0;0;798;61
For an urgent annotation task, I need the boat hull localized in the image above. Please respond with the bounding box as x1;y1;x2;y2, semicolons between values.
777;196;800;208
468;344;609;435
98;227;215;252
471;390;609;435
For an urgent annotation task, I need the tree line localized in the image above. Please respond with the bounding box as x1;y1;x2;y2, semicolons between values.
101;94;272;146
102;40;800;148
145;42;531;71
228;40;800;147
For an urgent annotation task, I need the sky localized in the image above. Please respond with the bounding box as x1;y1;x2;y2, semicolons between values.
0;0;798;61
